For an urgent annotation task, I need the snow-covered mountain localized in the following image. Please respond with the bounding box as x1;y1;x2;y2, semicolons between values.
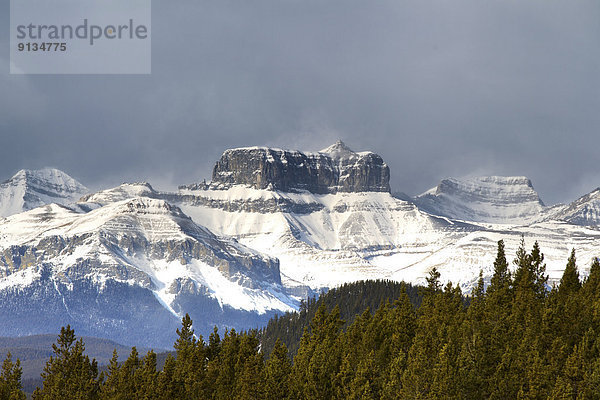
209;140;390;193
1;143;600;347
0;168;88;217
0;197;296;347
413;176;545;224
548;188;600;226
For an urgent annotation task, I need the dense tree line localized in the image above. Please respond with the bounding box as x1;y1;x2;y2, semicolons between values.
260;279;421;357
3;238;600;399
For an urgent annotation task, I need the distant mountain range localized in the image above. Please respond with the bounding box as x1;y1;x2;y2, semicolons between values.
1;140;599;347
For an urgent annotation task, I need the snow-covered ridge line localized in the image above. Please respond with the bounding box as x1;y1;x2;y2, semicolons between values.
0;167;89;218
414;175;546;225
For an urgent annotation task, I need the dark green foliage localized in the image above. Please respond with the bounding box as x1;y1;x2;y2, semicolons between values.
426;267;442;292
560;249;581;296
263;339;291;400
5;240;600;399
259;279;421;357
0;352;26;400
32;325;99;399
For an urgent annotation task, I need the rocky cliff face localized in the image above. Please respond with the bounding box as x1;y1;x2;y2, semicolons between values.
210;141;390;194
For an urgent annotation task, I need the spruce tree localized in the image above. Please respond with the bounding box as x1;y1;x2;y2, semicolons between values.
559;249;581;296
264;339;291;400
489;240;511;293
33;325;99;400
0;352;26;400
99;349;120;399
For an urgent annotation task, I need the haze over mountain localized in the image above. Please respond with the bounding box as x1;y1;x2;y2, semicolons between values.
1;142;599;347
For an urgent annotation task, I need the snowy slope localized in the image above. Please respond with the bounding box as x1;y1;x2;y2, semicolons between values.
171;185;600;292
76;172;600;294
0;168;88;217
547;188;600;226
0;198;297;347
79;182;158;205
169;186;476;289
414;176;545;224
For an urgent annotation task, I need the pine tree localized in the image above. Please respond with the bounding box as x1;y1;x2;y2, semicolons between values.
401;282;464;399
172;314;207;399
489;240;511;294
530;241;548;299
557;249;583;349
0;352;26;400
33;325;99;400
559;249;581;296
457;271;490;399
347;351;377;400
134;351;159;399
213;328;240;399
157;354;178;399
426;267;442;293
289;304;344;400
582;257;600;298
99;349;121;399
264;339;291;400
115;347;141;398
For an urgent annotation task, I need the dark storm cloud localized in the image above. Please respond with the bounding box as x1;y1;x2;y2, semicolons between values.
1;0;599;204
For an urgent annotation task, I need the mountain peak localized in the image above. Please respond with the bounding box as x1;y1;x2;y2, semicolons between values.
0;168;88;217
415;175;544;224
80;182;157;206
211;142;390;193
550;187;600;226
319;140;356;160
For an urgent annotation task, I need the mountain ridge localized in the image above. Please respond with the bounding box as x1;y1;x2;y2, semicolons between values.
1;142;600;347
413;175;546;224
0;168;88;218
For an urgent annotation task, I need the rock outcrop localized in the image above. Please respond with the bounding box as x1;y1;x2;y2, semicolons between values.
210;141;390;194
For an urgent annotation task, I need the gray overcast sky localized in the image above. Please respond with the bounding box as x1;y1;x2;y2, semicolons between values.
1;0;599;205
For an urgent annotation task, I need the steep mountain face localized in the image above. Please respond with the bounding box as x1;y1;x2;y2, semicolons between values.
549;188;600;226
0;198;295;348
0;168;88;217
78;182;470;291
210;141;390;194
171;186;472;289
414;176;545;224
